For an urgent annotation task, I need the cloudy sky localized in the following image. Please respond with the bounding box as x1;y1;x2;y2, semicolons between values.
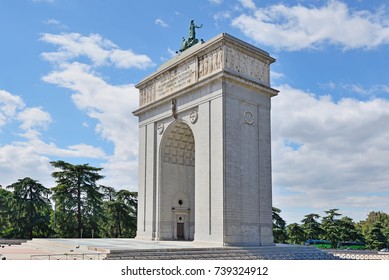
1;0;389;224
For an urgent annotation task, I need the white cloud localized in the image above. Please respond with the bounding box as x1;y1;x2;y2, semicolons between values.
1;91;52;141
272;84;389;221
0;89;25;127
43;18;68;29
213;10;231;22
110;49;154;69
17;107;52;131
319;82;389;98
42;62;138;151
66;143;106;158
40;33;154;68
209;0;223;5
42;61;140;188
11;138;106;160
101;158;139;190
1;90;52;136
39;32;157;188
232;0;389;51
270;70;285;82
167;48;176;57
40;33;112;65
44;18;60;25
0;142;54;187
155;18;169;28
0;138;107;188
0;88;108;188
239;0;256;10
341;83;389;97
160;48;178;62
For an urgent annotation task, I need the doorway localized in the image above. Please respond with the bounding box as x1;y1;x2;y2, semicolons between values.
177;223;185;240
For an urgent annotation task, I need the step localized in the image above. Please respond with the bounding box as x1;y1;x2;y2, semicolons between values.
105;246;339;260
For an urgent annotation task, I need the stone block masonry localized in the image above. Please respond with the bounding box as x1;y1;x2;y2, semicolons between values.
133;33;278;246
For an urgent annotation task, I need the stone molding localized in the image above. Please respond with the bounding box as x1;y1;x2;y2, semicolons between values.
135;33;277;112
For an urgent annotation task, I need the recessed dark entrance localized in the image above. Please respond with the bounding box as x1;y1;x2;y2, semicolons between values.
177;223;185;240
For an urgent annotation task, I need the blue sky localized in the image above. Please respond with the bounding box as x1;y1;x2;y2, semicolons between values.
1;0;389;224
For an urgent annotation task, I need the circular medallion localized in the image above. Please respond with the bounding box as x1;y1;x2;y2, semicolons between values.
157;123;164;134
243;110;254;125
190;110;198;124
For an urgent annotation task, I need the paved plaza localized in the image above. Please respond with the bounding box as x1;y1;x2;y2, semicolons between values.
0;238;336;260
0;238;222;260
2;239;389;260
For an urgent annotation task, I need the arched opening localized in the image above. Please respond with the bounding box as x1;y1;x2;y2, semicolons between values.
159;121;195;241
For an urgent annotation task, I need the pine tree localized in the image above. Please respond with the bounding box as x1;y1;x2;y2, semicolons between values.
287;223;306;244
301;213;323;240
51;161;104;238
6;177;52;238
366;221;387;250
272;207;287;243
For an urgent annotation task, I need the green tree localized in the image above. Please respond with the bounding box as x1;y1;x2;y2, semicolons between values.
117;190;137;237
6;177;52;239
51;161;104;238
287;223;306;244
272;207;287;243
357;211;389;248
101;185;116;201
366;221;387;250
301;213;323;240
321;209;342;248
0;186;13;238
337;216;363;243
102;189;137;238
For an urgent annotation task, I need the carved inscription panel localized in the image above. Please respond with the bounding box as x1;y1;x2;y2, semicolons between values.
155;59;196;101
139;59;196;107
138;43;273;107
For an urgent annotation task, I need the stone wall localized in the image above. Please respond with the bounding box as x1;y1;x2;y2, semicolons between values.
134;33;278;245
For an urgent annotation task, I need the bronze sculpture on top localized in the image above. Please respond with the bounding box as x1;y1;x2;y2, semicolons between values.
177;20;204;53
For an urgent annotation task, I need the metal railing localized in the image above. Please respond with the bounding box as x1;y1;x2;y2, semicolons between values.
327;249;389;260
30;253;105;260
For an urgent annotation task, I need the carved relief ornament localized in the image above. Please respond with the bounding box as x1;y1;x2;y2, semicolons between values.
190;110;198;124
243;110;254;125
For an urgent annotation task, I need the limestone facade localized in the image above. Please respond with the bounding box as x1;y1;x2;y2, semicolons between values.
133;33;278;246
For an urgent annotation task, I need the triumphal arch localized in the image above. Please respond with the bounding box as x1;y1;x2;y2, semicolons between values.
133;33;278;246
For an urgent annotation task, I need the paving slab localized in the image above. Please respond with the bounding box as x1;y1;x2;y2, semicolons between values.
0;239;349;260
0;238;223;260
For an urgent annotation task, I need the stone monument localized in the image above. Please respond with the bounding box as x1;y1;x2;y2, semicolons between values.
133;32;278;246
